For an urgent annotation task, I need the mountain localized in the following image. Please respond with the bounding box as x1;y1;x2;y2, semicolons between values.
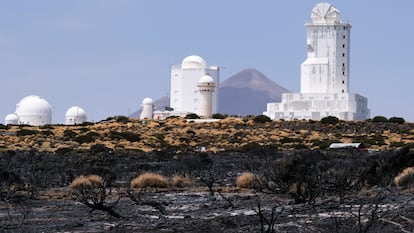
130;68;289;117
218;68;289;115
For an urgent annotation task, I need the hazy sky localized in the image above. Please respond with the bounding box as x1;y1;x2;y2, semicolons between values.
1;1;413;122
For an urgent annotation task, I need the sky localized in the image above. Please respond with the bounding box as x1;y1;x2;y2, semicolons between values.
1;1;414;122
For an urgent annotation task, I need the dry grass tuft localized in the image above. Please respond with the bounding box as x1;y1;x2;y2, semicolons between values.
171;175;193;188
131;172;168;188
236;172;256;189
394;167;414;187
70;174;103;189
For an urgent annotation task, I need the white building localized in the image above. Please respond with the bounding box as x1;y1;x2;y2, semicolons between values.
264;3;370;121
65;106;87;125
170;55;219;115
140;97;154;119
197;75;216;118
9;95;53;126
4;113;18;125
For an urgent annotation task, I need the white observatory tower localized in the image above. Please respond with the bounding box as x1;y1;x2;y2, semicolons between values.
301;3;350;94
140;97;154;119
197;75;216;118
264;3;370;121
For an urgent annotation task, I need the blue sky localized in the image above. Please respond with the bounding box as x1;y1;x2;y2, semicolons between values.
1;1;413;122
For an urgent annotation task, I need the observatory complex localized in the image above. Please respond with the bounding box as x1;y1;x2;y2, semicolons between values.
4;95;88;126
152;55;219;120
264;3;370;121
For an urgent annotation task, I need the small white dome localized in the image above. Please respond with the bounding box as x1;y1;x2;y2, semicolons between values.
15;95;52;126
181;55;207;69
65;106;87;125
311;3;341;24
5;113;18;125
198;75;215;84
142;97;154;105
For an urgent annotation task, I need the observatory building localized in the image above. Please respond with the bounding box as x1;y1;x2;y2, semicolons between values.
170;55;219;115
197;75;216;118
140;98;154;119
65;106;87;125
4;95;52;126
264;3;370;121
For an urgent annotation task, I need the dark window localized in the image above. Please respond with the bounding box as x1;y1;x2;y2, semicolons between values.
343;26;346;30
343;71;345;75
343;35;346;39
342;80;345;84
342;63;345;67
342;44;345;48
342;53;345;57
342;90;344;93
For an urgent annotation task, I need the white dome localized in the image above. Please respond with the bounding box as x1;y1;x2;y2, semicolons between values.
5;113;18;125
15;95;52;126
65;106;87;125
181;55;207;69
142;97;154;105
311;3;341;24
198;75;215;84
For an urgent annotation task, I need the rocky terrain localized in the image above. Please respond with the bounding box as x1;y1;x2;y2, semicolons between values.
0;117;414;232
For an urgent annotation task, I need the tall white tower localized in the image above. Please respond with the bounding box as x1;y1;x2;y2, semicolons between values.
197;75;216;118
264;3;370;121
140;97;154;119
170;55;219;114
301;3;350;94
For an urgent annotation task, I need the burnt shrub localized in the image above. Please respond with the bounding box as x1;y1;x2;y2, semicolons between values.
388;116;405;124
212;113;226;119
63;129;78;139
253;115;272;123
16;129;40;136
372;116;388;123
0;124;9;130
185;113;200;119
74;132;100;144
320;116;339;124
108;131;141;142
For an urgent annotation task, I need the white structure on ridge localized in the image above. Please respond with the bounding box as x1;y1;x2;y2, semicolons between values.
170;55;219;115
65;106;87;125
197;75;216;118
140;97;154;119
4;113;18;125
264;3;370;121
5;95;53;126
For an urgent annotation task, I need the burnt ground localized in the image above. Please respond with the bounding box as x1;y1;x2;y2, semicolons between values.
0;147;413;232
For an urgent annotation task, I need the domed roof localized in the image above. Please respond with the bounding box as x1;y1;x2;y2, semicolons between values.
181;55;207;69
14;95;52;126
5;113;18;124
311;3;341;24
198;75;215;84
142;97;154;105
66;106;87;118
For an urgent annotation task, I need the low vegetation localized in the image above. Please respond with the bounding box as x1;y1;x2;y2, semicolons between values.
130;172;168;189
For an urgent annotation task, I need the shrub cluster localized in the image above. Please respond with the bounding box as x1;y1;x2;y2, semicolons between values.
70;174;104;190
394;167;414;187
108;131;141;142
130;172;168;188
253;115;272;123
16;129;40;136
320;116;339;124
236;172;256;188
171;175;193;188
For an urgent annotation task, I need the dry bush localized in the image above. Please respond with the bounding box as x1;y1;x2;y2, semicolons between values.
70;174;103;189
131;172;168;188
394;167;414;187
171;175;193;188
236;172;256;189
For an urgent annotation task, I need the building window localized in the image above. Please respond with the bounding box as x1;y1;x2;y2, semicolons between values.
342;90;344;93
342;80;345;84
342;53;345;57
342;44;345;48
342;63;345;67
343;71;345;75
343;35;346;39
343;26;346;30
